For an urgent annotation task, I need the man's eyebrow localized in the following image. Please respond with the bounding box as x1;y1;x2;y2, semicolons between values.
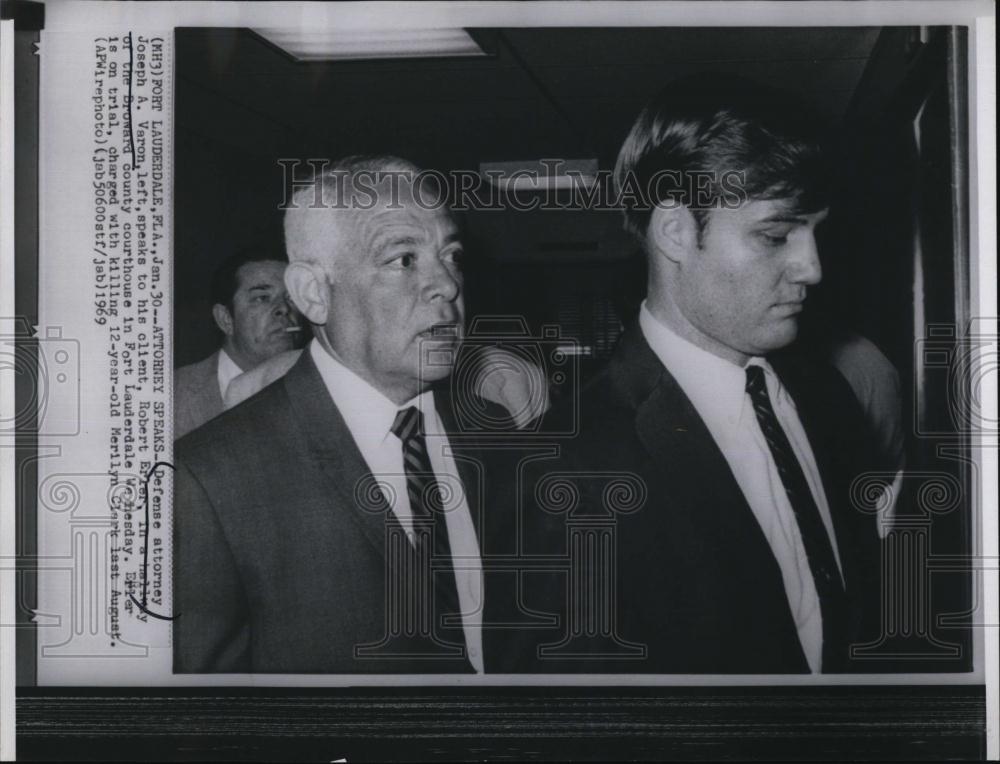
370;223;456;255
757;204;830;224
246;283;277;292
367;224;460;254
388;235;421;246
370;234;422;255
757;214;809;225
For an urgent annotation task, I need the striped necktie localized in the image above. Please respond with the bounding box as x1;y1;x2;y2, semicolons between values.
745;364;847;671
391;406;461;620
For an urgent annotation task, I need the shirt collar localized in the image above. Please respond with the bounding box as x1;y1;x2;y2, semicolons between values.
216;348;244;399
638;300;780;427
308;339;436;453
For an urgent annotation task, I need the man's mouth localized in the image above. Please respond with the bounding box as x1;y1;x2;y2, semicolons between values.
417;322;461;341
772;301;804;314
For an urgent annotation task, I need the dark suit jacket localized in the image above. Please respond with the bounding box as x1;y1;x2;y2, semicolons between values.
174;351;225;439
173;350;515;673
516;327;884;674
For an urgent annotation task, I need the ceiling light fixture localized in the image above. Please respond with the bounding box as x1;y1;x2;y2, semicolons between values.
480;159;599;192
252;27;487;62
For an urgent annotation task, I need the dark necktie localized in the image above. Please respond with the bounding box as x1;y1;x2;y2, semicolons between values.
391;406;462;623
745;364;847;670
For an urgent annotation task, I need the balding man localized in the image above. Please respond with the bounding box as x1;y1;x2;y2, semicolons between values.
173;156;512;673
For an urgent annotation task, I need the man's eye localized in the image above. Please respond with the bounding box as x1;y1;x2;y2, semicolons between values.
382;252;417;270
444;249;465;266
760;231;790;246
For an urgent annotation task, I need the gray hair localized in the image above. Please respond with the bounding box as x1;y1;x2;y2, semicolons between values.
283;155;425;271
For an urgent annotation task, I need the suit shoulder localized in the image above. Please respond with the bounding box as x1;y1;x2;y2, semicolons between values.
576;360;641;426
470;393;516;430
436;387;517;434
225;349;302;409
175;353;216;391
776;353;863;412
534;366;638;459
175;379;291;466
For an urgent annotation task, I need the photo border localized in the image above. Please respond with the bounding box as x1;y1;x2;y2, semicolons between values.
3;1;996;760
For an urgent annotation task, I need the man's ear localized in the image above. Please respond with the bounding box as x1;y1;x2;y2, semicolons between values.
212;303;235;336
647;205;699;265
284;262;330;326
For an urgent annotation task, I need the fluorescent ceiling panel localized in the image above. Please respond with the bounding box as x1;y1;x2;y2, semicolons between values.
480;159;599;192
253;27;486;61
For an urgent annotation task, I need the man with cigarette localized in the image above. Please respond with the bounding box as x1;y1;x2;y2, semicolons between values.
524;74;884;674
173;156;513;674
173;247;302;438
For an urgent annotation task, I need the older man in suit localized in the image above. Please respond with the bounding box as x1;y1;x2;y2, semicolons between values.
173;248;302;438
520;75;885;674
173;156;514;673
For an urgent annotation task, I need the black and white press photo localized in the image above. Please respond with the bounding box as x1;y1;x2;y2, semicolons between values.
168;22;980;678
2;1;995;761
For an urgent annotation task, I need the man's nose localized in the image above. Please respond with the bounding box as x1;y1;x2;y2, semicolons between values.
789;233;822;286
274;294;291;317
422;259;461;303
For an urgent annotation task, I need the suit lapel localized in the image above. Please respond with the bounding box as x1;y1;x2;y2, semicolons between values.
608;328;810;669
282;351;393;563
283;354;471;629
196;351;225;424
611;328;753;521
626;338;791;565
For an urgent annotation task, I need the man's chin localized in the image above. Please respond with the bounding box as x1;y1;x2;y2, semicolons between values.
249;339;293;364
754;320;800;354
416;354;456;383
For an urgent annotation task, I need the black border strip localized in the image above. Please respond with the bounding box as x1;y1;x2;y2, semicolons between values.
0;0;43;31
16;686;986;761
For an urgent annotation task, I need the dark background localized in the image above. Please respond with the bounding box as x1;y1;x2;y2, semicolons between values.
174;26;883;369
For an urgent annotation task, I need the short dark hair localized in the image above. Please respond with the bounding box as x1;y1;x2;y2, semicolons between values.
613;72;831;241
210;246;288;310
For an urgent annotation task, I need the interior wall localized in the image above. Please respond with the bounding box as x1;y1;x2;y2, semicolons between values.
823;26;973;670
172;26;882;370
173;127;286;366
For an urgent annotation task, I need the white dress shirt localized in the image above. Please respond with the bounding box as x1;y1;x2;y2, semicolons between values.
309;340;484;673
216;348;243;400
639;302;843;673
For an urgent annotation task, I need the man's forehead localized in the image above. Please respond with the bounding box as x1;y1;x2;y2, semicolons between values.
355;203;458;245
236;259;286;287
738;197;829;223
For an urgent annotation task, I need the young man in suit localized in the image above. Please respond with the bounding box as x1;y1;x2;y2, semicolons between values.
173;156;512;674
173;248;301;438
521;74;885;674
